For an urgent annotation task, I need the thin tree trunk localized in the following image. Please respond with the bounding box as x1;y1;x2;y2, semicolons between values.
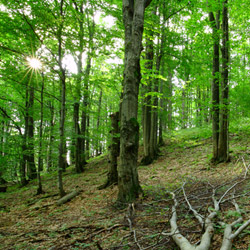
37;73;45;195
47;101;54;171
141;31;154;165
209;10;220;162
158;62;165;146
58;0;66;198
80;37;93;165
73;1;85;173
167;68;173;130
96;89;102;156
0;121;4;158
74;101;83;172
0;122;6;184
196;85;202;127
218;0;229;162
150;32;162;160
20;137;28;186
182;85;187;129
98;112;120;189
86;115;90;160
27;80;36;180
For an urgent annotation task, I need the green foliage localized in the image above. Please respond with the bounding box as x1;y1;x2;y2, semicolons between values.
174;125;212;142
225;210;242;219
230;117;250;135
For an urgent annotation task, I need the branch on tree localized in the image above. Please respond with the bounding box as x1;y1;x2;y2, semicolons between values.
0;45;26;56
0;106;22;135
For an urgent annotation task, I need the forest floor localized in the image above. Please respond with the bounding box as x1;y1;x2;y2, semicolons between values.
1;126;250;250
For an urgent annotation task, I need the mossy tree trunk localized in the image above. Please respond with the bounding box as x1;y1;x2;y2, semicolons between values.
117;0;152;204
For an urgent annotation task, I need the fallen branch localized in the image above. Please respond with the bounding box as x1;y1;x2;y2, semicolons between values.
167;162;249;250
56;190;81;206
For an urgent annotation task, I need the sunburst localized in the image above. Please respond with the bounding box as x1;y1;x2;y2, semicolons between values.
22;57;43;83
27;57;42;70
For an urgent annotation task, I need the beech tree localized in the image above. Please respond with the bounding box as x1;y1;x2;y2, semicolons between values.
209;4;221;162
209;0;230;163
218;0;229;162
117;0;152;203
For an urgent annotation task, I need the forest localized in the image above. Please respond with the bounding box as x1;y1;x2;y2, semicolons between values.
0;0;250;249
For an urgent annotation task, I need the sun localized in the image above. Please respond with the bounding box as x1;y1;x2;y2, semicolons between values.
27;57;42;70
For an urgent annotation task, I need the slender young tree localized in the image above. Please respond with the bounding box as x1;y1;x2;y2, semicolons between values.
57;0;67;197
141;21;154;165
209;7;220;162
26;79;37;180
218;0;229;162
37;72;45;195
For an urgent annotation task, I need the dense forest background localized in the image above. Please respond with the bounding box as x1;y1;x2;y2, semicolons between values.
0;0;250;249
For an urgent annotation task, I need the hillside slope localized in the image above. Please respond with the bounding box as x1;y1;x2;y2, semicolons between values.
1;126;250;250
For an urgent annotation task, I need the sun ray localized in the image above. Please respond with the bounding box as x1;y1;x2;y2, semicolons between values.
27;57;42;70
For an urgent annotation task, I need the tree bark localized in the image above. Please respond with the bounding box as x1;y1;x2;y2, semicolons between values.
218;0;229;162
47;100;55;171
73;1;85;173
150;31;162;160
167;67;173;130
37;72;45;195
56;190;80;206
27;80;36;180
57;0;66;198
209;10;220;162
118;0;152;204
80;25;94;164
20;137;28;186
141;28;154;165
96;89;103;156
99;112;120;189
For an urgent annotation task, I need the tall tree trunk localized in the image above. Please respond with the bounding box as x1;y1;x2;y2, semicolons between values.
96;89;103;156
57;0;66;198
150;32;162;160
74;101;83;172
86;115;90;160
181;84;187;129
218;0;229;162
141;31;154;165
73;1;85;173
80;21;94;164
47;101;55;171
196;85;202;127
37;73;44;195
27;81;36;180
167;67;173;130
118;0;152;204
158;62;165;146
209;10;220;162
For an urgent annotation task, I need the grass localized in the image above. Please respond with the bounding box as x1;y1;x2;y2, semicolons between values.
0;124;250;249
